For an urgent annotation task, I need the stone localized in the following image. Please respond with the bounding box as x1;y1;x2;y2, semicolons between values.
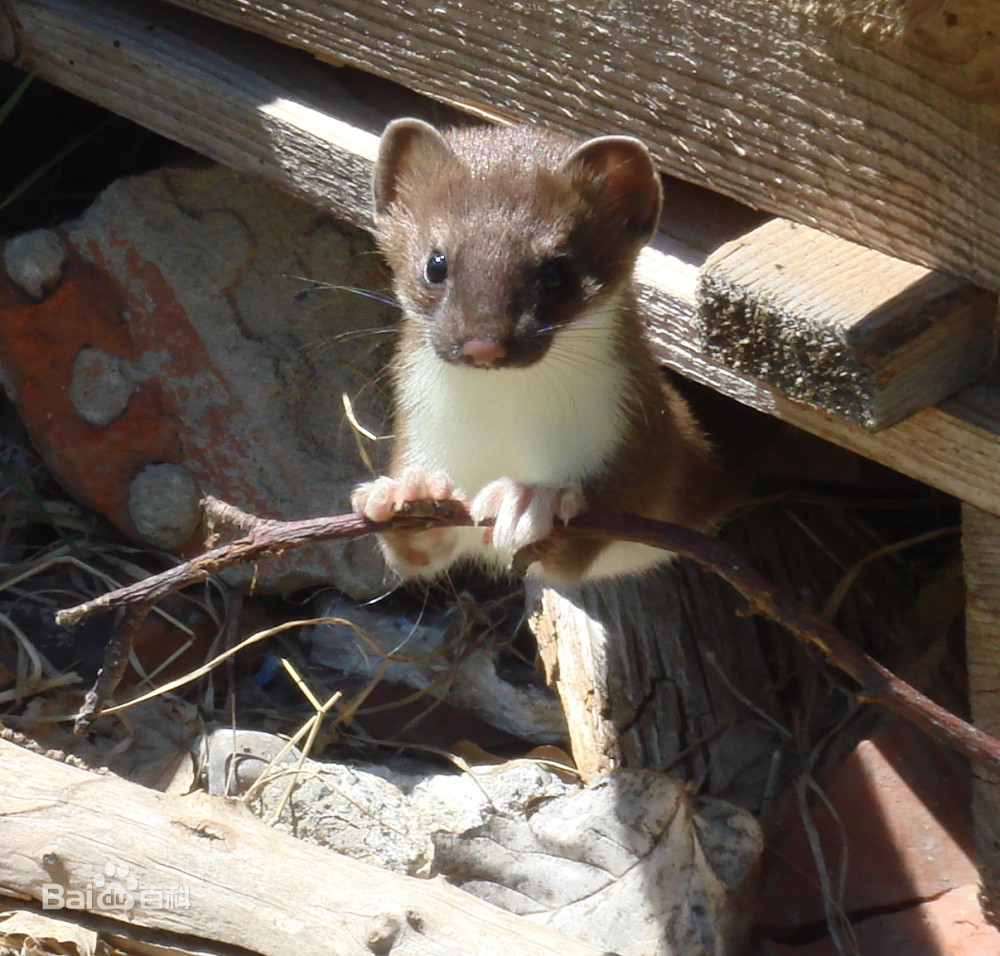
306;598;567;744
199;728;761;955
127;463;202;550
199;726;577;877
756;715;996;951
0;163;396;596
69;347;135;427
3;228;67;299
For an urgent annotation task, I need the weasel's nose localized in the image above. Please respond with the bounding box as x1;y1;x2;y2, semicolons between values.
460;338;508;368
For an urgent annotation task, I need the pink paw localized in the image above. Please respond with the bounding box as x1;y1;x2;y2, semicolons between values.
352;467;463;578
470;479;585;553
352;467;457;522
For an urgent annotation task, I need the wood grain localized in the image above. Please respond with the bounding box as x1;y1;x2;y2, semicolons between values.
641;258;1000;517
5;0;1000;515
699;219;998;430
0;0;383;230
962;503;1000;921
529;557;791;799
157;0;1000;291
0;736;609;956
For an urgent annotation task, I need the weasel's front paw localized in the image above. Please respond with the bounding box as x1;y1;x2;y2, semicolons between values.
470;479;585;554
352;467;463;577
352;466;458;522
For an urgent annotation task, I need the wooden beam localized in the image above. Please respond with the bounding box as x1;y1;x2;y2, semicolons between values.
4;0;1000;516
698;219;998;430
155;0;1000;292
0;0;383;230
0;737;609;955
644;269;1000;518
962;504;1000;922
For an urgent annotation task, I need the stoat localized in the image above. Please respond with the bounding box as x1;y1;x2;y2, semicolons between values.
352;118;732;587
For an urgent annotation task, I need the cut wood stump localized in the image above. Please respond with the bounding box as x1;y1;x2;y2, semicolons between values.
528;564;782;798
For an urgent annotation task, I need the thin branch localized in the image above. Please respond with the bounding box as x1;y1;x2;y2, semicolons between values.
54;496;1000;773
55;499;471;627
552;514;1000;772
73;601;153;735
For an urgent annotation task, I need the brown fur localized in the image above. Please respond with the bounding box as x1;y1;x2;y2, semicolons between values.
534;294;730;582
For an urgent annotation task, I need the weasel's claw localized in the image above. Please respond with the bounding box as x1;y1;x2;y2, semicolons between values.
352;468;463;578
352;468;457;522
471;479;584;553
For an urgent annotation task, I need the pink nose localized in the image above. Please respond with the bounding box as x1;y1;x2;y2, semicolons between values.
460;338;508;367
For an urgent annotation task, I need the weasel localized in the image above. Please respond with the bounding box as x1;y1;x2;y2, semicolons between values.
352;118;733;587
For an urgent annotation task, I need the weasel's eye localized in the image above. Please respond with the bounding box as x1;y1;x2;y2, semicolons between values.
537;258;576;297
423;252;448;284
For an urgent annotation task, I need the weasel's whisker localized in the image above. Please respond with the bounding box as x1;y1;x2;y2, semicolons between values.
325;326;397;346
298;327;398;361
285;273;400;309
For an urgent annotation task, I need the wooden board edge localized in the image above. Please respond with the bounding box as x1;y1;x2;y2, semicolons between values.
698;220;999;430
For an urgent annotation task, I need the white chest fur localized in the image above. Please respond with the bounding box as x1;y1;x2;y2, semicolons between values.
397;299;630;498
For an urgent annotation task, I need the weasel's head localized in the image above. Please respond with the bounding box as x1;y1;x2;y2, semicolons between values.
373;119;662;370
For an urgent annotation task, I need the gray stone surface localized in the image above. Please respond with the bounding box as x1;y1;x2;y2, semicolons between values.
70;347;136;427
200;727;575;876
3;228;67;299
307;598;566;744
2;163;396;595
128;463;203;550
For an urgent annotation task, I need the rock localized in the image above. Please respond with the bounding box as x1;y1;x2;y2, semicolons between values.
69;347;135;427
756;715;997;951
306;598;567;744
0;163;395;596
198;727;576;877
127;463;202;550
3;229;67;299
198;728;762;955
434;768;761;956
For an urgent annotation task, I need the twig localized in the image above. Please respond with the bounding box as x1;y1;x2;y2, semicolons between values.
73;602;154;735
552;514;1000;772
54;497;1000;773
55;498;471;627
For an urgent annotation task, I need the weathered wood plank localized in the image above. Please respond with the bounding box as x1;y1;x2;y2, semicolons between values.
698;219;998;430
0;737;609;955
4;0;1000;516
645;280;1000;518
156;0;1000;292
962;504;1000;922
0;0;383;230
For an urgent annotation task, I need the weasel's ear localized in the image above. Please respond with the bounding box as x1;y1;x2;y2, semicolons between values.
560;136;663;241
373;118;459;217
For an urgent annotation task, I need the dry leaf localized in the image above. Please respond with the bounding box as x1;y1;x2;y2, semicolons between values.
0;909;99;956
433;769;761;956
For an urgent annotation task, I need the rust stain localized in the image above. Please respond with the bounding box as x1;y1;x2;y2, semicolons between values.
0;249;182;535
